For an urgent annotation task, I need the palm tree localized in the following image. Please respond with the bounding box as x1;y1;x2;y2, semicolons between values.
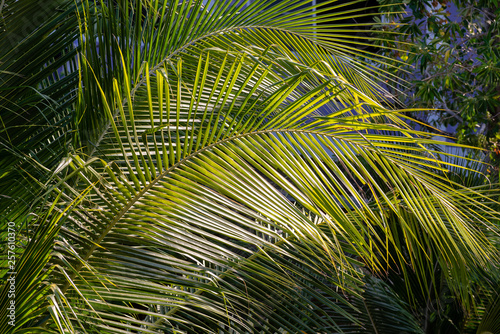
1;0;499;333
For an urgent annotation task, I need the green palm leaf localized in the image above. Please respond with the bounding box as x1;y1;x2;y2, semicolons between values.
1;0;499;333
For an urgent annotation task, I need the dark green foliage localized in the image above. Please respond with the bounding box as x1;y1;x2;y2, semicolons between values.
374;0;500;170
1;1;499;333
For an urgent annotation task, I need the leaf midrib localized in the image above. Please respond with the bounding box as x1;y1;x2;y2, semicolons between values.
64;128;325;294
88;24;328;158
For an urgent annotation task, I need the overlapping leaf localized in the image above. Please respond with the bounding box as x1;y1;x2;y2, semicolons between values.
2;1;500;333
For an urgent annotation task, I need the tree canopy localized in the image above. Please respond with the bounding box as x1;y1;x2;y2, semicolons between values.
375;0;500;169
0;0;499;333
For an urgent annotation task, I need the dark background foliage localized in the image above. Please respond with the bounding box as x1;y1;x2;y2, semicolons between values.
374;0;500;172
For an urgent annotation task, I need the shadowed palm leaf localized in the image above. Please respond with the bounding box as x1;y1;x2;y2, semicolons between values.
1;0;499;333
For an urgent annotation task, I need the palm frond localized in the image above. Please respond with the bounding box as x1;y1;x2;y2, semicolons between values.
2;1;499;333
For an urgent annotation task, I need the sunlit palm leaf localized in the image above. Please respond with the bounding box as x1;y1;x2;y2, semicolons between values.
1;0;499;333
37;50;499;332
